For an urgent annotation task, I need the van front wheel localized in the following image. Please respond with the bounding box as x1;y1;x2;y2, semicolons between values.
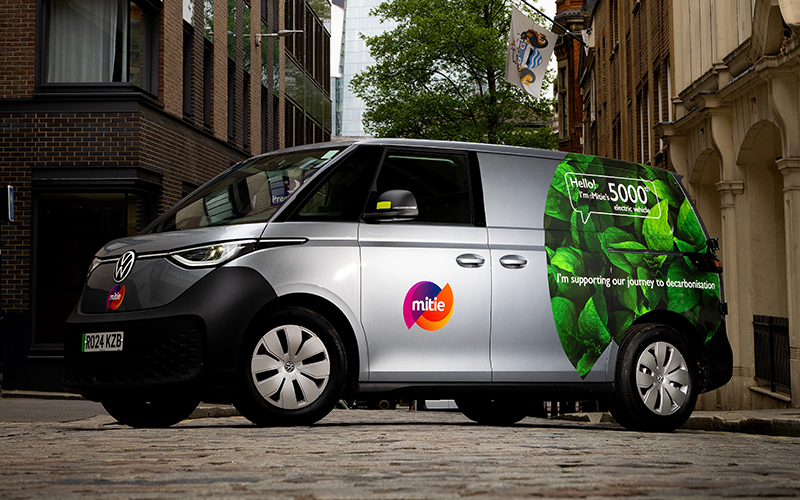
611;323;698;432
234;308;347;426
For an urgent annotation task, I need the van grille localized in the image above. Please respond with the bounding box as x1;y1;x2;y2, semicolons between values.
64;319;203;387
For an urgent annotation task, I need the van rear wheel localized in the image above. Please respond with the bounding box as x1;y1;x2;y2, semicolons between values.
234;307;346;426
611;323;698;432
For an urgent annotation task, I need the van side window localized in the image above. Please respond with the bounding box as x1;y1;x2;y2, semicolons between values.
289;146;382;222
374;151;472;224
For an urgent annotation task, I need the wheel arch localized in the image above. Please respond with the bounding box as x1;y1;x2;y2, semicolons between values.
626;310;710;390
245;292;362;400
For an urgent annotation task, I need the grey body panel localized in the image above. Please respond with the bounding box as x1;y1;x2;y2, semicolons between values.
359;223;491;382
229;221;368;379
479;153;607;383
478;152;559;229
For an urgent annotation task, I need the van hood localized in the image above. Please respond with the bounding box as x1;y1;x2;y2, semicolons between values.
96;223;268;259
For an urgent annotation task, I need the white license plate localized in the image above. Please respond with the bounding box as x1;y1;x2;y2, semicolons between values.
82;332;124;353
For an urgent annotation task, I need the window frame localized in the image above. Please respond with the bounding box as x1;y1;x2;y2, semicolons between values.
36;0;160;96
365;147;480;227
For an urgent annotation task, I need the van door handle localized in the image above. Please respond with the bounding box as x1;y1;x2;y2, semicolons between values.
499;255;528;269
456;254;485;268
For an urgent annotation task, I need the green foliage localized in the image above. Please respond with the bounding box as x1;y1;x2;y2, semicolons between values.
350;0;555;147
544;154;723;378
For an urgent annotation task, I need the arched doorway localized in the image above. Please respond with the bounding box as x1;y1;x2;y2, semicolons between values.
738;121;787;320
689;149;723;244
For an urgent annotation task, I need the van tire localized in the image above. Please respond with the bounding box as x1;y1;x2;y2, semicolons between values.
611;323;698;432
455;398;528;426
102;396;200;428
234;307;347;426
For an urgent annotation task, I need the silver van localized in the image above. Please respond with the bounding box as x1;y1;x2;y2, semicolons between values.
64;139;732;432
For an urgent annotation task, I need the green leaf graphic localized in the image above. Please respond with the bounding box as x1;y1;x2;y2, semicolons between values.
545;153;723;378
613;311;635;344
666;261;701;313
575;298;612;378
652;179;679;209
551;247;584;276
545;192;573;221
676;198;707;249
644;199;673;251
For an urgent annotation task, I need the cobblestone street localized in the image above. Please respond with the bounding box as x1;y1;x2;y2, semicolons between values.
2;408;800;499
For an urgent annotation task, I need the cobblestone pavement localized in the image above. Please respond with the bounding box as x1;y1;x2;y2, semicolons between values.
2;409;800;499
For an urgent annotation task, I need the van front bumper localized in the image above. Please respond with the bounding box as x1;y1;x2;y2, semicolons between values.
63;266;277;401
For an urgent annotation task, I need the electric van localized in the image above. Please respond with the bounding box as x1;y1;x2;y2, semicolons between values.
64;139;732;432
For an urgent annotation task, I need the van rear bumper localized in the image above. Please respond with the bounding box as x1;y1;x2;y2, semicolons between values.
703;321;733;393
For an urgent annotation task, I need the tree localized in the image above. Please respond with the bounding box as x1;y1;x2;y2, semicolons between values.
350;0;556;148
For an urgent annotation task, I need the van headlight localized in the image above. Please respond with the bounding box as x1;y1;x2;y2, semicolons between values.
169;241;256;267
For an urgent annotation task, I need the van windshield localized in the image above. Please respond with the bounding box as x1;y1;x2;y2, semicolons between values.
145;146;347;233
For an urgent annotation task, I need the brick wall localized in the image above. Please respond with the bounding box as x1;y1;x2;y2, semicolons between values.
140;107;246;214
0;112;141;312
582;0;671;168
163;0;183;116
0;108;248;312
0;0;36;99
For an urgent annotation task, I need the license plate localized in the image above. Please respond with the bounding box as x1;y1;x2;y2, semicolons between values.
82;332;124;353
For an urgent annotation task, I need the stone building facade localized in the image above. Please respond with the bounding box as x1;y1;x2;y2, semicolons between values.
664;0;800;409
0;0;332;391
560;0;800;409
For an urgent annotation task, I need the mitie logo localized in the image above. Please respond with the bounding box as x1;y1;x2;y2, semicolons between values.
107;284;125;310
403;281;454;331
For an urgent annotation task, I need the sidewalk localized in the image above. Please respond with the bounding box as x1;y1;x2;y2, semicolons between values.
553;408;800;437
2;391;799;437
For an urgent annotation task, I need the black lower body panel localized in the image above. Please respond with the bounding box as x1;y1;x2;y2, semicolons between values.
63;266;277;401
703;321;733;392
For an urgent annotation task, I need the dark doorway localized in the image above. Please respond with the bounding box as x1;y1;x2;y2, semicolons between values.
33;193;130;348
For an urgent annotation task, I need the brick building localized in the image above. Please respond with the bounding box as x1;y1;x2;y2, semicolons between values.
554;0;585;153
566;0;671;171
0;0;332;391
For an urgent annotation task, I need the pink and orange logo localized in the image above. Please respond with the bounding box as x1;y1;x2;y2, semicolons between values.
403;281;454;331
107;285;125;310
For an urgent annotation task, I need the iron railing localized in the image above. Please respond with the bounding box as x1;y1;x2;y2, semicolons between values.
753;315;791;395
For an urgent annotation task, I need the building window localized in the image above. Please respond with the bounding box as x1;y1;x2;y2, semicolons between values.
273;94;279;151
204;41;212;128
43;0;158;93
558;66;568;140
243;75;250;149
243;1;251;74
228;61;236;140
637;84;650;164
183;26;194;118
203;0;214;42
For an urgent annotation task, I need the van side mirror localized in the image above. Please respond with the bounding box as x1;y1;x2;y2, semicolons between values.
363;189;419;223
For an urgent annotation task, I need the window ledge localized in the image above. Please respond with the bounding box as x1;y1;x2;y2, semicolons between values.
749;385;792;403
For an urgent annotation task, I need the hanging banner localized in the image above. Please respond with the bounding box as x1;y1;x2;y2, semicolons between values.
505;6;557;98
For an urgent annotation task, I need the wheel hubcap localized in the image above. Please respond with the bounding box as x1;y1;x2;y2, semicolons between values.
250;324;330;410
635;341;690;415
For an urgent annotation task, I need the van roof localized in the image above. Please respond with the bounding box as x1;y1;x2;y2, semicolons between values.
261;138;569;161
